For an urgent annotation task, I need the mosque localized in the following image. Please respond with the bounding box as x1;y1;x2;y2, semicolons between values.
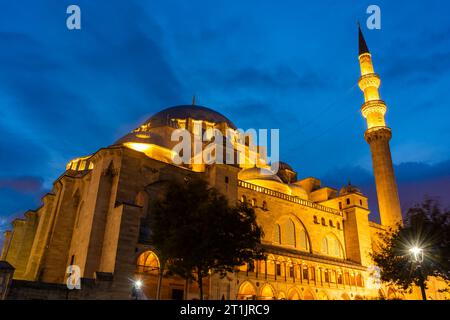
0;27;447;300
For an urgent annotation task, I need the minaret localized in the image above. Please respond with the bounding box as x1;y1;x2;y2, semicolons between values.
357;25;403;228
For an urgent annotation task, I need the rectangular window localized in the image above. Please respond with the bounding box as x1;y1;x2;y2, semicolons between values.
276;264;281;276
324;270;330;283
302;267;309;280
331;270;336;283
289;266;294;278
350;274;356;286
225;176;229;184
337;273;343;285
310;267;316;281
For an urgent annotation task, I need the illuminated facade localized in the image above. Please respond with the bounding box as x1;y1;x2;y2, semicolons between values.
0;29;448;300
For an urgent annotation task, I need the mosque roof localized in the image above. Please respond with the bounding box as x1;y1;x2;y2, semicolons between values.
143;105;236;130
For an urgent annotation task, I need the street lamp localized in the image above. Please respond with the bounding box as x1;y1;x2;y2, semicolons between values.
134;280;143;290
409;246;424;263
409;246;426;300
131;280;143;300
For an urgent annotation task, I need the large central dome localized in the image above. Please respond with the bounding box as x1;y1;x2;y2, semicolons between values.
144;105;237;130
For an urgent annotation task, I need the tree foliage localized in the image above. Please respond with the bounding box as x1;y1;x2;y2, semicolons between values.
147;177;265;299
371;198;450;292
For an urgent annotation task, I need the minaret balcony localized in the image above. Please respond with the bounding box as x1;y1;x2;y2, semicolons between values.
361;100;387;118
364;126;392;143
358;73;381;91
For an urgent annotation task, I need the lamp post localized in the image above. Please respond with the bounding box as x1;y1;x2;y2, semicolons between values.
409;247;426;300
131;280;143;300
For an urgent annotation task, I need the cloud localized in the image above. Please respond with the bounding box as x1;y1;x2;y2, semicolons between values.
0;177;44;193
319;160;450;223
382;51;450;85
225;66;327;91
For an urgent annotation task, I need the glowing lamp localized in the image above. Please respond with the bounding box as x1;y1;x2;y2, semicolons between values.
409;246;424;263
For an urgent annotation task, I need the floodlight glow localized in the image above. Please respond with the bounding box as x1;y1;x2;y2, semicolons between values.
134;280;143;289
409;246;424;263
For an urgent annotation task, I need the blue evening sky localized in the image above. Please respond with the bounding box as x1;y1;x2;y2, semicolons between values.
1;1;449;241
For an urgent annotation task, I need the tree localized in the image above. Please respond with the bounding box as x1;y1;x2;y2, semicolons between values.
371;198;450;300
148;177;265;300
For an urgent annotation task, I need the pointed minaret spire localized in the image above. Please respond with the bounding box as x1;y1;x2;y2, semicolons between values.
192;95;196;106
358;23;370;56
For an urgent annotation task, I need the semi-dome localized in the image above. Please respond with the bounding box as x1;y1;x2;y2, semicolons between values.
238;167;293;194
289;183;308;200
340;182;363;196
238;167;283;183
144;105;237;130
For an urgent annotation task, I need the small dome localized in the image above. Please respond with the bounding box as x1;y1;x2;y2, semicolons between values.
238;167;283;183
274;161;297;183
289;184;308;200
340;183;363;196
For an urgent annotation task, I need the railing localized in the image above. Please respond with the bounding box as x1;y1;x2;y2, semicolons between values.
238;180;343;216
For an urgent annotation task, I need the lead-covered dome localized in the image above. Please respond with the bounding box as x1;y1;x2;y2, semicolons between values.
238;167;283;183
114;105;237;146
144;105;236;130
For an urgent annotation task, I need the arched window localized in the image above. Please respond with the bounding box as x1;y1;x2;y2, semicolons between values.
313;216;318;224
282;219;296;247
321;237;328;254
241;195;247;203
321;235;343;258
321;218;326;226
329;220;334;227
136;250;160;274
337;222;341;230
273;217;309;251
332;239;341;257
238;281;257;300
298;229;308;250
273;224;281;244
260;284;276;300
251;199;257;207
